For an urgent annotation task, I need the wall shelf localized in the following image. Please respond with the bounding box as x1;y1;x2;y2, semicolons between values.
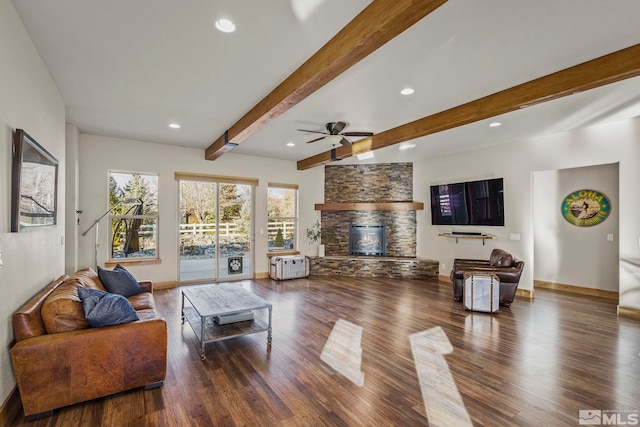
438;233;495;245
315;202;424;211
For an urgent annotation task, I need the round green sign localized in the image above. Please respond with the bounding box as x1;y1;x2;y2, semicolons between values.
561;189;611;227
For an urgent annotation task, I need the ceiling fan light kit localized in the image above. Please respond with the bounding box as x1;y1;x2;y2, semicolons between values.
297;121;373;146
325;135;343;145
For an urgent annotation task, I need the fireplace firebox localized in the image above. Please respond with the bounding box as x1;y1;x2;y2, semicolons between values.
349;224;386;256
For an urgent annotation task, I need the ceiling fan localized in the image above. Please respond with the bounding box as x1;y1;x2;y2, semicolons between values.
297;121;373;146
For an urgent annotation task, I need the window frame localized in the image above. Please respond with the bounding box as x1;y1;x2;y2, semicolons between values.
108;170;159;262
267;183;298;252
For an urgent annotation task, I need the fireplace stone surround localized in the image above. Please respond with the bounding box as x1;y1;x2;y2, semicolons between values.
310;163;438;279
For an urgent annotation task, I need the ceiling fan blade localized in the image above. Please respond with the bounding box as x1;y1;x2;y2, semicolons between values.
331;121;347;134
305;136;326;144
297;129;328;135
339;137;351;146
342;131;374;137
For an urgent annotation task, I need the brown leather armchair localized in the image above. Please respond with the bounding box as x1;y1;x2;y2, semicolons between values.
450;249;524;307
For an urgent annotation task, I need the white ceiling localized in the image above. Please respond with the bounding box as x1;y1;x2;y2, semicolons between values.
12;0;640;167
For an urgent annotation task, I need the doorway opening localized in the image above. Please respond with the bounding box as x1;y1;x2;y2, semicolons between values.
178;178;254;283
532;163;619;298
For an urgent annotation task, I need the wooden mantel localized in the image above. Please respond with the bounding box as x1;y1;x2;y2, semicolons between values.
315;202;424;211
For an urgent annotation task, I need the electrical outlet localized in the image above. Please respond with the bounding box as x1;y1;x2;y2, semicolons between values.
607;234;614;242
440;263;446;271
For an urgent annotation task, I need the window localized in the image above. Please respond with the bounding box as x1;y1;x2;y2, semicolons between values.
108;171;159;260
267;183;298;251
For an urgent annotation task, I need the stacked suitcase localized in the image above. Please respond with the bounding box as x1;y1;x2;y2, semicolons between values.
463;271;499;313
269;255;309;280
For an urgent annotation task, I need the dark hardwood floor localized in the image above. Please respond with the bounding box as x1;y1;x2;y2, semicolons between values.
8;276;640;426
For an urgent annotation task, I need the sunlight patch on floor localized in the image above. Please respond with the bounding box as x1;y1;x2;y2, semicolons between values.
409;326;472;427
320;319;365;387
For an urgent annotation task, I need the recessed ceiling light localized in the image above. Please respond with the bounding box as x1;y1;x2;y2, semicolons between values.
169;123;181;129
287;142;295;147
215;18;236;33
399;143;416;151
489;122;502;127
400;88;415;95
356;151;375;160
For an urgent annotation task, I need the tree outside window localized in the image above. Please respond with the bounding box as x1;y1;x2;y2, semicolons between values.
267;184;297;251
178;180;252;260
109;171;158;260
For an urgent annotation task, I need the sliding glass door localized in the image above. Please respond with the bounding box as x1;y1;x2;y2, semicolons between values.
178;179;253;283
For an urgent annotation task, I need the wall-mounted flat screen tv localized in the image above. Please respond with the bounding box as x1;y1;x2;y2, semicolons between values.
430;178;504;226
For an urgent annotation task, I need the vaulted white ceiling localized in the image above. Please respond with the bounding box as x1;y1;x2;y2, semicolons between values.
12;0;640;166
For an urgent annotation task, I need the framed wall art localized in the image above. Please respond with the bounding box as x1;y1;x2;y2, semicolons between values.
11;129;59;232
561;189;611;227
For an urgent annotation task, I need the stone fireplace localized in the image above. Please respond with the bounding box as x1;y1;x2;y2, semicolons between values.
319;163;417;257
348;224;386;256
309;163;439;279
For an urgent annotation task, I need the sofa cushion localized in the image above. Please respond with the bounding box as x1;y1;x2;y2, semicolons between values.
77;287;139;327
492;252;514;267
488;249;505;265
136;308;159;321
97;265;143;297
128;292;156;311
41;282;90;334
68;267;106;291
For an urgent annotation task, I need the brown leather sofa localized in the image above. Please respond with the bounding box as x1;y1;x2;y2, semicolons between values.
450;249;524;307
10;268;167;420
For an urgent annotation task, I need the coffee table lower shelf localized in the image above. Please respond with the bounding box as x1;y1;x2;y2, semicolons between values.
182;306;271;359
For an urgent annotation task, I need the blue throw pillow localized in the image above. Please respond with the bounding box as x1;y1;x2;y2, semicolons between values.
77;286;139;328
97;264;143;297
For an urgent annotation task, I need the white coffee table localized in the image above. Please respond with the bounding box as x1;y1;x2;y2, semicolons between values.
181;284;273;359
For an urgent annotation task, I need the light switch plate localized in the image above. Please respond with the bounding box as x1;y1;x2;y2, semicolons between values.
607;234;614;242
510;233;521;241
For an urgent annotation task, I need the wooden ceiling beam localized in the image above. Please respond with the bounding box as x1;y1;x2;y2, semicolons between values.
297;43;640;170
205;0;448;161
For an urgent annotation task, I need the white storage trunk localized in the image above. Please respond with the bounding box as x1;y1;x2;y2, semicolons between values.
269;255;309;280
463;272;499;313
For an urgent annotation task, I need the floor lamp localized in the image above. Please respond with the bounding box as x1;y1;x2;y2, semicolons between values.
81;198;142;270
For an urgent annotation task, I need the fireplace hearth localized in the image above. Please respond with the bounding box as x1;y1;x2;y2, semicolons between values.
349;224;386;256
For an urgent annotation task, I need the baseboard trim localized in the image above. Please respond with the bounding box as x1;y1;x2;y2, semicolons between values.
0;385;22;425
254;272;269;279
617;306;640;319
516;288;534;299
534;280;618;300
154;281;178;290
438;274;452;283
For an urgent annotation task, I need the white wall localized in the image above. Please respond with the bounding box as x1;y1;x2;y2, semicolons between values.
533;164;619;291
65;124;80;274
0;0;66;409
416;117;640;310
76;134;324;282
